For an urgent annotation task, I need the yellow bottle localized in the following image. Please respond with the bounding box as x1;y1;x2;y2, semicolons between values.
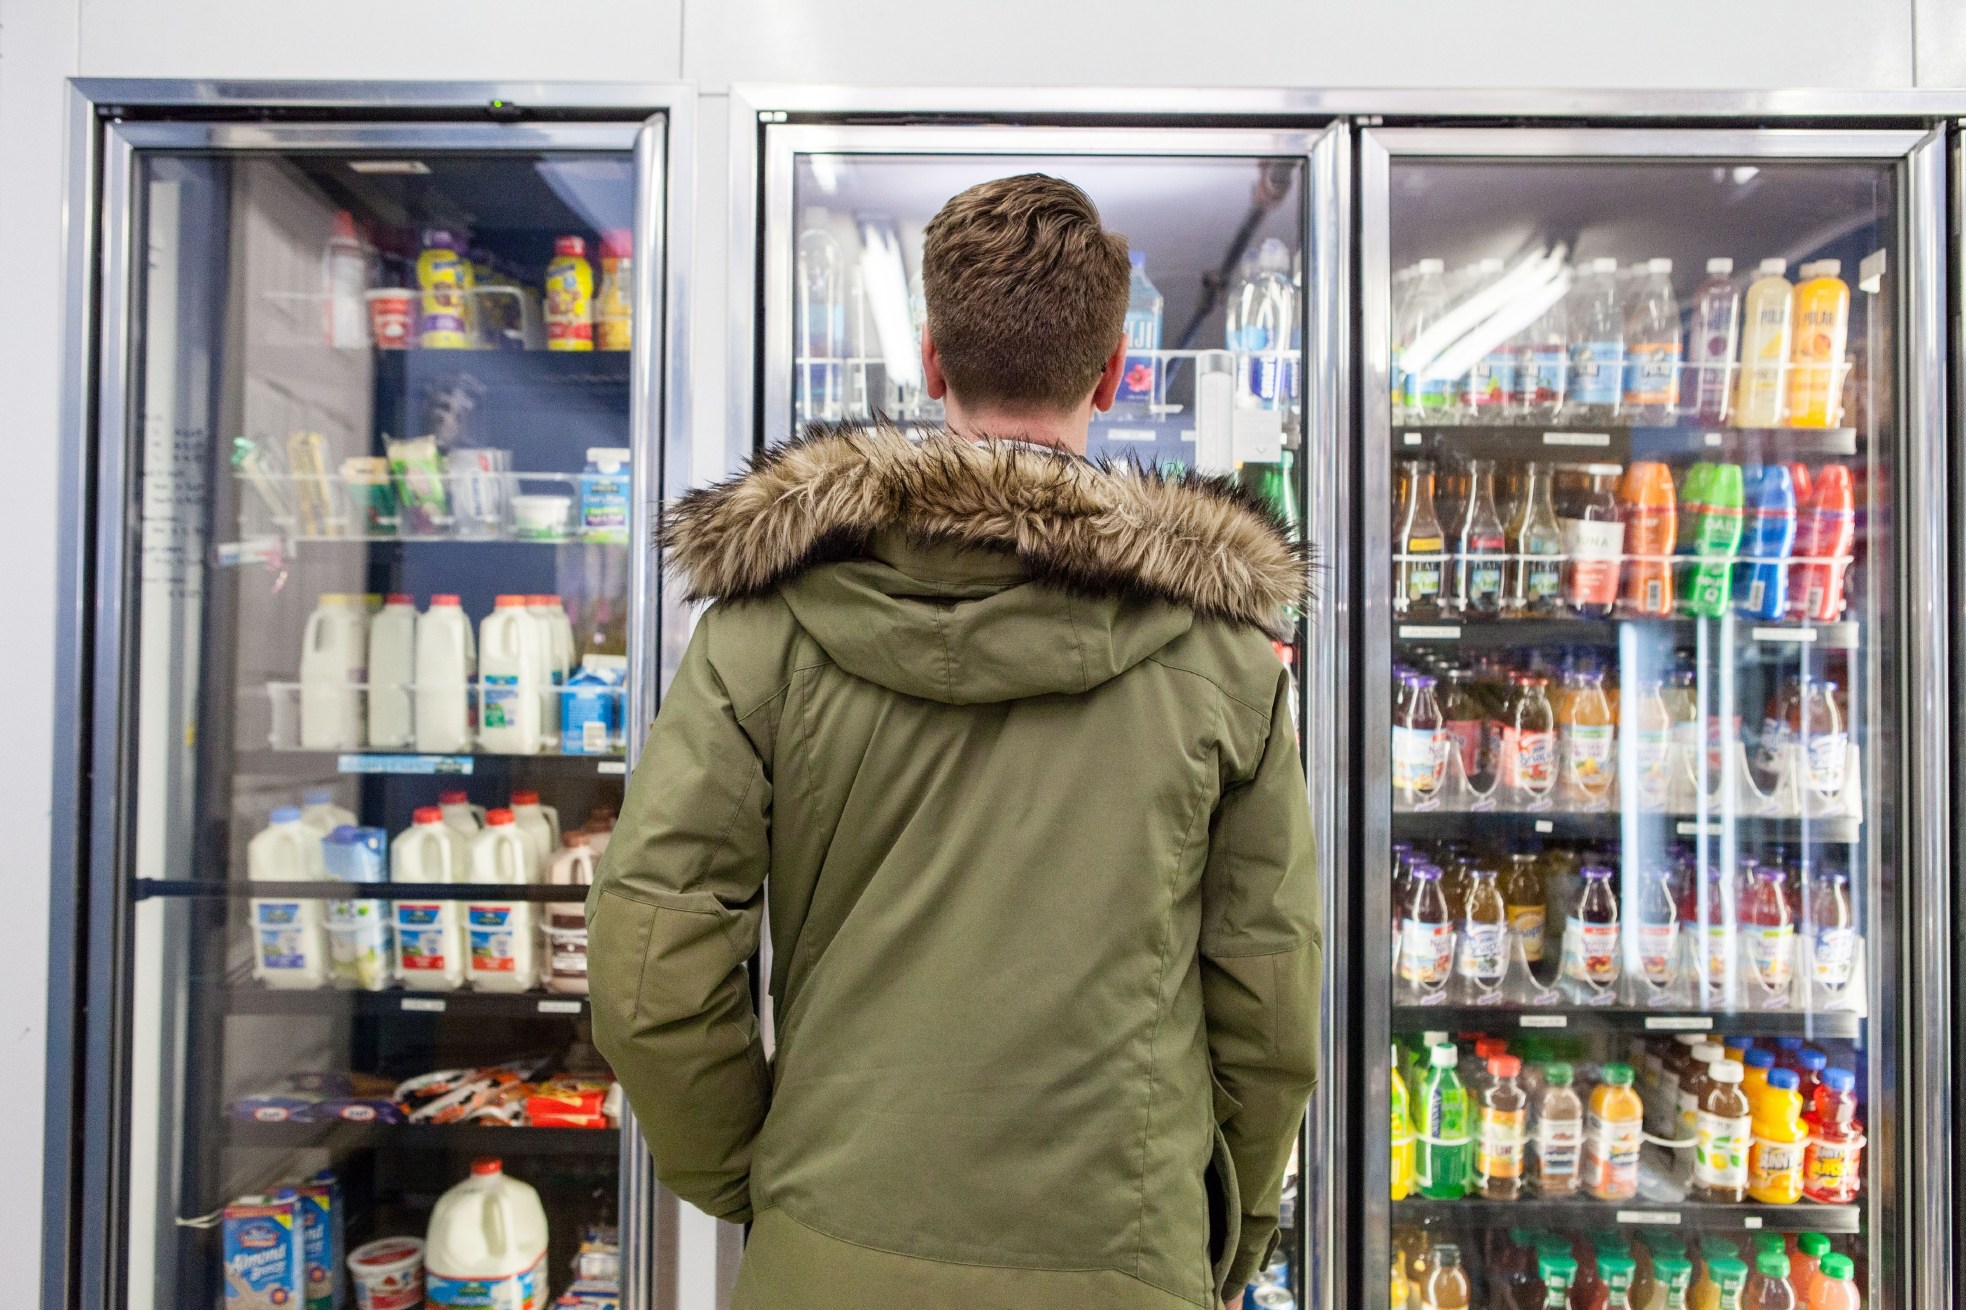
1786;259;1850;428
416;228;476;350
1391;1253;1410;1309
1732;258;1793;428
545;235;595;352
596;229;634;353
1390;1050;1416;1200
1746;1068;1808;1204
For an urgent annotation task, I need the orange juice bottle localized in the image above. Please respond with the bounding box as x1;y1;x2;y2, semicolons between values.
1619;462;1678;617
1581;1062;1644;1200
1747;1068;1809;1203
1785;261;1850;428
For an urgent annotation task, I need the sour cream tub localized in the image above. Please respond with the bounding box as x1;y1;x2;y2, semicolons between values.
511;493;573;541
348;1236;423;1310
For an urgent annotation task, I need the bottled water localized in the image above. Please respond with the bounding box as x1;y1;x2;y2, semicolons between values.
1117;251;1163;404
796;208;847;426
1392;259;1449;424
1456;258;1517;425
1232;238;1297;410
1622;258;1683;425
1511;285;1570;423
1567;258;1625;424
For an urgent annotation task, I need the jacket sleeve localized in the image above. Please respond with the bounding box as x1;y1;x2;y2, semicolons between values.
1199;668;1322;1295
587;615;774;1224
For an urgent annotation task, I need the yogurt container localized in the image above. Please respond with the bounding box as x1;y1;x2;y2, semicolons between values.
348;1236;424;1310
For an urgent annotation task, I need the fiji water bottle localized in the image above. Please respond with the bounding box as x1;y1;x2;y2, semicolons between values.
1235;239;1297;410
1735;464;1797;621
1117;251;1162;404
1567;258;1625;423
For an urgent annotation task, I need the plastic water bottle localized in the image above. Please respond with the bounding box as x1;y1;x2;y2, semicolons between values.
1457;259;1517;424
796;208;847;426
1511;286;1570;424
1687;258;1742;424
1233;238;1297;410
1622;258;1682;425
1392;259;1450;424
1117;251;1163;404
1567;258;1625;423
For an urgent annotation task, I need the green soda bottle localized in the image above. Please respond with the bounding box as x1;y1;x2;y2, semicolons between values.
1675;462;1713;599
1683;462;1743;618
1416;1041;1472;1198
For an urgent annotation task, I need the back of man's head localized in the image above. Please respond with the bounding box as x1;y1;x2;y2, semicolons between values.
922;174;1131;414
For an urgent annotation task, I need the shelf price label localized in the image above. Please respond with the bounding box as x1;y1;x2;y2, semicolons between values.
1616;1210;1681;1226
1644;1016;1713;1031
401;997;447;1013
1397;625;1462;641
536;999;583;1015
1517;1014;1567;1029
1543;432;1612;447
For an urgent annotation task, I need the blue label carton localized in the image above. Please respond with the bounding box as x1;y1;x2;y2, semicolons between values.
288;1172;344;1310
223;1194;306;1309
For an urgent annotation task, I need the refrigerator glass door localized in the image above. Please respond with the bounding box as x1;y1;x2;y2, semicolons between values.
1362;128;1947;1310
105;121;655;1309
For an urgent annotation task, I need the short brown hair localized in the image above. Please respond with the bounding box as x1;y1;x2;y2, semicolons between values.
921;174;1130;411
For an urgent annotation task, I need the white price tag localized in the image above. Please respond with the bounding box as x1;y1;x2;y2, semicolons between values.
401;998;446;1013
1543;432;1612;447
1617;1210;1682;1225
1644;1015;1713;1031
1397;625;1461;640
1518;1014;1567;1029
536;999;583;1015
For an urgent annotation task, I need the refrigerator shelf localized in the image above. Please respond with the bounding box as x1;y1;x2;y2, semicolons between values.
225;985;588;1020
136;880;584;902
234;748;627;777
1390;1004;1861;1038
226;1120;619;1156
1393;1197;1861;1234
373;345;634;392
1390;812;1860;843
1392;425;1859;462
1394;617;1859;650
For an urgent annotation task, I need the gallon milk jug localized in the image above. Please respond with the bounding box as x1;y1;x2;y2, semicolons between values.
391;806;467;991
300;594;368;750
250;807;330;989
438;788;486;839
479;596;545;754
508;790;560;877
415;594;475;753
322;825;391;991
298;787;358;838
545;834;597;996
467;810;538;991
526;596;572;729
367;594;419;749
425;1158;548;1310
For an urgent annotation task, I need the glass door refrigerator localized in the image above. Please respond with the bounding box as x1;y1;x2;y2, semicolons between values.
751;117;1352;1310
1358;126;1951;1310
55;84;691;1310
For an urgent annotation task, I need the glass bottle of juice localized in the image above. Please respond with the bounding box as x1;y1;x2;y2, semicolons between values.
1620;461;1679;617
1632;679;1673;801
1477;1055;1529;1199
1391;1049;1416;1200
1417;1042;1472;1198
1742;863;1797;995
1505;460;1566;616
594;229;635;352
1804;868;1858;994
1400;864;1455;992
1801;1068;1864;1202
1441;667;1490;788
1393;672;1448;802
1791;1233;1830;1305
1634;864;1680;989
1422;1244;1471;1310
1561;669;1617;803
1391;1253;1411;1310
1455;459;1509;616
1692;1059;1753;1202
1806;1254;1859;1310
1532;1061;1583;1197
1744;1252;1799;1310
1581;1062;1643;1200
1396;460;1449;616
1785;261;1851;429
1502;675;1558;800
1562;465;1627;618
1748;1068;1808;1204
1460;866;1509;990
1502;852;1547;968
1562;865;1621;989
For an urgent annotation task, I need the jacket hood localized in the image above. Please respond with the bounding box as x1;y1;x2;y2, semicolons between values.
663;426;1310;703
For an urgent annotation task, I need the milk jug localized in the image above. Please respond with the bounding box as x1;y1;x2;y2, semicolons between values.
415;595;475;753
467;810;538;991
424;1159;548;1310
250;807;330;989
367;594;419;749
391;807;468;991
526;596;574;728
438;788;486;839
479;596;545;754
545;835;597;995
298;787;358;838
509;790;560;877
322;825;391;991
300;595;368;750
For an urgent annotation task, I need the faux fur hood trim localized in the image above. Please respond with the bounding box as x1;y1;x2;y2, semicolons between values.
662;426;1312;630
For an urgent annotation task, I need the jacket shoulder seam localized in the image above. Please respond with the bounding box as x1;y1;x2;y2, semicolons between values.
1143;652;1274;719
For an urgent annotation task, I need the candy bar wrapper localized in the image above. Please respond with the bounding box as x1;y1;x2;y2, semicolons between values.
223;1195;306;1310
231;1095;318;1123
315;1098;404;1124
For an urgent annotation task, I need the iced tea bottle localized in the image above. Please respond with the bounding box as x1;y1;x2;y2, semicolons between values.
1744;1252;1799;1310
1581;1062;1644;1200
1504;675;1559;799
1801;1068;1863;1202
1456;458;1509;616
1532;1061;1583;1197
1561;465;1627;618
1507;461;1567;616
1422;1244;1471;1310
1561;669;1617;803
1692;1058;1753;1202
1561;865;1621;988
1620;461;1678;616
1396;459;1449;616
1502;852;1547;967
1477;1054;1529;1199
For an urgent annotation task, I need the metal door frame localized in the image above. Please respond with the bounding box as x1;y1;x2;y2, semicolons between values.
1357;123;1950;1310
48;80;697;1310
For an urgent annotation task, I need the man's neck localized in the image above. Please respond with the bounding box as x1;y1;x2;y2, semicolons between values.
940;397;1091;457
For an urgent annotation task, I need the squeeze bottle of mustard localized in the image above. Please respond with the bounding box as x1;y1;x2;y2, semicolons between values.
1786;260;1850;428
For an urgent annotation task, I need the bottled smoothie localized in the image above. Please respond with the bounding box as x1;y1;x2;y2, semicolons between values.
1417;1042;1472;1198
1477;1055;1529;1199
1422;1244;1471;1310
1505;461;1566;617
1582;1063;1643;1201
1744;1252;1798;1310
1533;1062;1584;1197
1806;1254;1859;1310
1562;865;1621;989
1561;465;1626;619
1801;1068;1864;1202
1692;1059;1753;1202
1396;460;1449;616
1502;852;1547;966
1620;461;1679;617
1454;459;1508;616
1391;1051;1416;1200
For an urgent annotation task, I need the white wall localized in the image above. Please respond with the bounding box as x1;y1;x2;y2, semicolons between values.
0;0;1949;1302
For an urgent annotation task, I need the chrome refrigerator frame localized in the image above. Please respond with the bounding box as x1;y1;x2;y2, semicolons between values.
1358;123;1951;1310
47;80;696;1310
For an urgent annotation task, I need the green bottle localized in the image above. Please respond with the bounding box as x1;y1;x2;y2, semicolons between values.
1416;1041;1471;1198
1708;1256;1750;1310
1683;462;1744;617
1241;450;1300;532
1653;1255;1693;1309
1538;1251;1579;1308
1599;1253;1637;1309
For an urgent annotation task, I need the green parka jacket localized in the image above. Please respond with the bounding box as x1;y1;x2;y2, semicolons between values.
589;429;1321;1309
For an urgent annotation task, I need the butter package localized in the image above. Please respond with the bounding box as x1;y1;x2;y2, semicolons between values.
222;1194;306;1310
288;1172;345;1310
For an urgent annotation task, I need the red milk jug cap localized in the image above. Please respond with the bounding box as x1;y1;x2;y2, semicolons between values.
487;809;517;826
413;806;444;824
470;1157;504;1177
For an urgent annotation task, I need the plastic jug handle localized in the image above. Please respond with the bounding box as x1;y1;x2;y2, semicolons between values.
485;1191;507;1255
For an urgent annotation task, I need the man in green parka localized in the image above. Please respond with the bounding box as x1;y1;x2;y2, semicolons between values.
589;173;1320;1310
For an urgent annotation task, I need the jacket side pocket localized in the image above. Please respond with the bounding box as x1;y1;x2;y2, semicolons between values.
1206;1121;1243;1301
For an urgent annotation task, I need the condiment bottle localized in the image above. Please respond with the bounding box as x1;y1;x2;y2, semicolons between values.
1801;1068;1864;1202
1581;1062;1643;1200
1692;1058;1753;1202
1478;1055;1529;1199
1532;1061;1584;1197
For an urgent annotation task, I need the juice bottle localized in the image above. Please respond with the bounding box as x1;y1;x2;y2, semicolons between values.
1422;1243;1471;1310
1789;1234;1829;1304
1391;1253;1411;1310
1501;676;1558;799
1786;261;1850;428
1806;1253;1858;1310
1687;257;1742;424
1532;1061;1583;1197
1744;1252;1798;1310
1400;864;1455;991
1650;1255;1695;1310
1740;1048;1777;1108
1620;461;1678;617
1747;1068;1808;1204
1478;1055;1529;1199
1391;1049;1416;1200
1788;465;1855;622
1735;464;1796;621
1801;1068;1864;1202
1455;459;1508;616
1674;461;1713;600
1793;1050;1828;1107
1633;864;1680;989
1561;670;1616;803
1506;461;1566;616
1803;869;1858;994
1502;852;1547;966
1394;1225;1427;1310
1692;1059;1752;1202
1393;673;1448;802
545;235;596;351
1396;460;1449;616
1463;1037;1508;1098
1460;866;1509;990
1630;679;1673;802
1538;1249;1580;1309
1442;668;1491;788
1561;465;1626;618
1598;1254;1639;1310
1742;863;1797;995
595;229;634;352
1733;259;1794;428
1581;1062;1643;1200
1682;462;1744;618
416;229;476;350
1417;1042;1472;1198
1562;865;1621;989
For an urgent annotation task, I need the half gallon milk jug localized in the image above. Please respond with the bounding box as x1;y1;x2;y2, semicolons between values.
322;825;391;991
479;596;545;754
367;594;419;748
414;594;475;753
298;787;358;838
425;1158;548;1310
526;596;573;728
250;807;330;989
467;809;538;991
545;834;597;995
508;790;560;877
391;806;467;991
300;594;368;749
439;788;486;839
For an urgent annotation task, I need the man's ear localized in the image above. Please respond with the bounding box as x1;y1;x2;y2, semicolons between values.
922;330;948;401
1090;334;1126;413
